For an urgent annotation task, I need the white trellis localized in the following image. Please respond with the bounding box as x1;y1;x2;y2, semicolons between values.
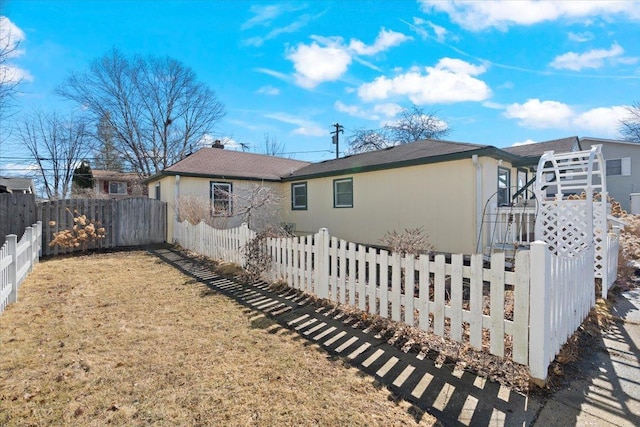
533;145;608;280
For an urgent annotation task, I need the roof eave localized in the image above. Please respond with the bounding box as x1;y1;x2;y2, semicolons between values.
284;146;521;181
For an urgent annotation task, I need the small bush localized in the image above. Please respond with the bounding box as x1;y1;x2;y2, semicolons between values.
49;209;106;251
379;227;433;256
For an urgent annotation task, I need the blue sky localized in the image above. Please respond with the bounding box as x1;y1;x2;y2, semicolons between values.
2;0;640;173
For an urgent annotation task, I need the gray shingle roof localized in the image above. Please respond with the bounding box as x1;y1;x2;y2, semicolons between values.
0;177;34;192
502;136;579;157
160;148;310;181
287;139;499;179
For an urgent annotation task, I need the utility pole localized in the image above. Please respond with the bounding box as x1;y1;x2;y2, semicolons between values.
331;123;343;159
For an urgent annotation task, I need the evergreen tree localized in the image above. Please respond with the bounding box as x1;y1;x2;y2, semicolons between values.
72;160;94;189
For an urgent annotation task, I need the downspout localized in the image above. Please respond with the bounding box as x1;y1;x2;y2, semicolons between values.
174;174;181;221
473;155;483;253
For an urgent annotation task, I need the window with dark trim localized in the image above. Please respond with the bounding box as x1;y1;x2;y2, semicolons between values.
210;181;232;215
291;182;307;210
154;183;161;200
109;181;127;195
333;178;353;208
497;167;511;206
606;158;631;176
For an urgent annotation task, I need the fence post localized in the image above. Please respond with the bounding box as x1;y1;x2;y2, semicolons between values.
316;228;329;299
529;241;551;386
25;226;34;273
239;223;249;266
35;221;42;263
7;234;18;304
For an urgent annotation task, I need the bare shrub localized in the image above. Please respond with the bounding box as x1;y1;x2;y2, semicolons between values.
379;227;433;256
49;208;106;250
240;225;292;284
174;195;228;228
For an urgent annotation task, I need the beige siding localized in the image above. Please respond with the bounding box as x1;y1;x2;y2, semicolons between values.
286;158;481;254
148;175;284;240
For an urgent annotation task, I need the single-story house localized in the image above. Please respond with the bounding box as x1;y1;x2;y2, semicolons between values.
90;170;148;199
142;146;310;239
146;138;584;254
579;137;640;214
0;177;35;194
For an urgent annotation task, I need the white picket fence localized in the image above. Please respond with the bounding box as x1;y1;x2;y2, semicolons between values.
0;222;42;315
174;220;601;383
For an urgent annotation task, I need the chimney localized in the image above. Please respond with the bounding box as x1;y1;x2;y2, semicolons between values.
212;140;224;149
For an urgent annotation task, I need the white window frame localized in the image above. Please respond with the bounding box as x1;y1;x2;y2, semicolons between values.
606;158;631;176
497;167;511;206
333;178;353;208
109;181;128;195
210;181;232;216
291;182;307;210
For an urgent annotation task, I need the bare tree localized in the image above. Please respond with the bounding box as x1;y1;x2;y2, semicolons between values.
56;48;225;176
348;105;450;154
16;110;93;199
263;133;285;156
0;16;25;125
620;102;640;142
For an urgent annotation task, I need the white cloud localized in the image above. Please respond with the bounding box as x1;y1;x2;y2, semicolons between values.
257;85;280;95
568;31;594;42
428;21;448;42
255;67;290;82
286;28;411;89
419;1;640;31
373;103;403;118
287;41;352;89
335;101;378;120
511;139;536;147
550;43;637;71
573;106;628;136
482;101;505;110
348;28;411;55
504;99;574;128
265;112;325;137
242;14;313;47
241;4;306;30
357;58;491;104
0;16;32;84
504;99;628;137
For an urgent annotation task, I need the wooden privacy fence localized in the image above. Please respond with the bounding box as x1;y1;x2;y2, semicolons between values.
173;220;602;383
38;198;167;256
0;193;37;245
0;222;42;315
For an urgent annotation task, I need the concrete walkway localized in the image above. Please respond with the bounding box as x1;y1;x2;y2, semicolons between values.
149;247;640;426
534;288;640;426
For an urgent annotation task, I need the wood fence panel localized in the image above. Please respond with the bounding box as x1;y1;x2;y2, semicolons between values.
0;194;37;247
37;198;166;255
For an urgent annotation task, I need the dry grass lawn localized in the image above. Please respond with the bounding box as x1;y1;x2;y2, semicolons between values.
0;251;438;426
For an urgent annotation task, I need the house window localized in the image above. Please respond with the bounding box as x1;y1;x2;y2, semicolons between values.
291;182;307;210
497;167;511;206
517;169;528;191
210;181;232;215
606;158;631;176
333;178;353;208
109;181;127;195
154;183;161;200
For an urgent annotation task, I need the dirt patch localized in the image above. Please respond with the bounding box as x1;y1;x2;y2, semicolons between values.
0;251;438;426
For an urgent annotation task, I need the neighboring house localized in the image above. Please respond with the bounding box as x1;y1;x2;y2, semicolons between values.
0;177;35;194
91;170;148;199
142;145;310;239
579;137;640;213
